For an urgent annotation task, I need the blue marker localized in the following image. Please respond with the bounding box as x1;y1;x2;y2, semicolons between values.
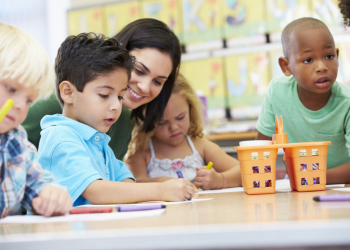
176;170;191;201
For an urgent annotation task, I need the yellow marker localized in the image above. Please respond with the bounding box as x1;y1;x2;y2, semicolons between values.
205;162;213;170
0;99;14;123
196;162;213;189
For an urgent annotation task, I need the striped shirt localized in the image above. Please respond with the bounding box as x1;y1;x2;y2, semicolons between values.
0;125;55;218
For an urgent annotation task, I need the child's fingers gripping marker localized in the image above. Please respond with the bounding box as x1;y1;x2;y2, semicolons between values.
176;170;192;201
195;162;213;189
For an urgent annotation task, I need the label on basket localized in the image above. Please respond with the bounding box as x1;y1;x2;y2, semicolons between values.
263;152;270;159
312;149;318;156
251;152;258;160
300;150;306;157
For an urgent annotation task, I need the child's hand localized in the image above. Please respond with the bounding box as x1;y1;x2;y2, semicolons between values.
32;186;72;217
194;167;222;190
160;179;197;201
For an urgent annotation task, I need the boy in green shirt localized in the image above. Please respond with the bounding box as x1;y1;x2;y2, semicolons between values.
256;17;350;184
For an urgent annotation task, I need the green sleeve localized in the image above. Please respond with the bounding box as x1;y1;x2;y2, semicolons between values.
107;107;134;160
22;93;62;149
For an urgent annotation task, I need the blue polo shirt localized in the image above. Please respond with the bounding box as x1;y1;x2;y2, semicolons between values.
37;114;135;206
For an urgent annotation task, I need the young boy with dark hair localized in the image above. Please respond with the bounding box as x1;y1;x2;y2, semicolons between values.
256;17;350;184
38;33;196;206
0;23;72;218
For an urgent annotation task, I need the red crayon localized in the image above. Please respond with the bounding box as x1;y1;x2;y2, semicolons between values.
69;207;113;214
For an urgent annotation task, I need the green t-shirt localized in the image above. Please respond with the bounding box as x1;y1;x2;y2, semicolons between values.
22;93;134;161
256;76;350;169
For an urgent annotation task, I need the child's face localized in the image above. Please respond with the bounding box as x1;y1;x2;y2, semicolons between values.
0;78;38;134
123;48;173;110
70;69;128;133
153;93;190;146
285;28;338;94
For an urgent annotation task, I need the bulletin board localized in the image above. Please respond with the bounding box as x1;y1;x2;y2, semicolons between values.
103;1;141;37
224;52;270;108
223;0;266;39
310;0;342;30
181;57;226;110
268;49;284;79
336;43;350;86
67;6;105;35
141;0;183;42
181;0;223;44
265;0;311;33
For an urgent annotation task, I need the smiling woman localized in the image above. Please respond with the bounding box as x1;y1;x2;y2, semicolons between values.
22;18;181;161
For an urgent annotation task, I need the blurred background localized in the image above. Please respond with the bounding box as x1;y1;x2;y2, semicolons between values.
1;0;349;136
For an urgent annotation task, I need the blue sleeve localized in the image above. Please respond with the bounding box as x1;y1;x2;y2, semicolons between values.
39;140;101;203
110;153;135;182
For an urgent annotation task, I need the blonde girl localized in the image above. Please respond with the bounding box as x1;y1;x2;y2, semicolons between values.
126;73;241;190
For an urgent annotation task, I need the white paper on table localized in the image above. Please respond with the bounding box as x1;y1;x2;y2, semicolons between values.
0;209;165;224
275;179;292;191
79;198;213;208
329;187;350;192
198;187;244;194
326;184;345;189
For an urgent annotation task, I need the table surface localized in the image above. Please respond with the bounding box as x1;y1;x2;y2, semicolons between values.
1;181;350;250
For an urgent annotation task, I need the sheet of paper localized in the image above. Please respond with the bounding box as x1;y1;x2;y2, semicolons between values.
198;187;244;194
0;209;165;224
329;187;350;192
326;184;345;189
79;198;213;208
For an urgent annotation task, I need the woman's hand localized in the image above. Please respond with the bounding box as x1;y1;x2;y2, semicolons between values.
32;186;72;217
194;167;224;190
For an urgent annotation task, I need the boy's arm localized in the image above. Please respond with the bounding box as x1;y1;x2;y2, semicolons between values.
194;139;241;190
81;178;196;204
21;139;71;215
256;132;272;140
126;150;173;183
326;162;350;184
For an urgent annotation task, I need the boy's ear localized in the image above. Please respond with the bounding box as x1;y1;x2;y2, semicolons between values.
336;48;339;58
59;81;76;104
278;57;292;76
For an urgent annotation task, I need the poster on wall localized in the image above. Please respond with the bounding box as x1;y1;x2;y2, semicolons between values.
310;0;343;33
224;52;270;119
265;0;311;33
223;0;266;39
181;57;226;120
104;1;141;37
142;0;183;42
67;7;105;35
269;49;284;79
181;0;223;44
337;43;350;86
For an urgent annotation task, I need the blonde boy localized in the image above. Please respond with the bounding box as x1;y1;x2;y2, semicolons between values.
0;23;72;217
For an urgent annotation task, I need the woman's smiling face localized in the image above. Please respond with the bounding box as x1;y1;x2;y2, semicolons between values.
122;48;173;110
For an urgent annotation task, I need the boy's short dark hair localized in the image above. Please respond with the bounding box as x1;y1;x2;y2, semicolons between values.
55;33;134;106
281;17;330;59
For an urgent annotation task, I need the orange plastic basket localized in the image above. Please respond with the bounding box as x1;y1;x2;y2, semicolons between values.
236;116;331;194
237;146;278;194
285;143;329;192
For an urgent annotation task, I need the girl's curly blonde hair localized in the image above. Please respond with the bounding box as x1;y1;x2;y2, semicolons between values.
126;72;205;158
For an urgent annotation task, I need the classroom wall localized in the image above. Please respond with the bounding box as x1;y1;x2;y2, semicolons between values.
65;0;350;121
